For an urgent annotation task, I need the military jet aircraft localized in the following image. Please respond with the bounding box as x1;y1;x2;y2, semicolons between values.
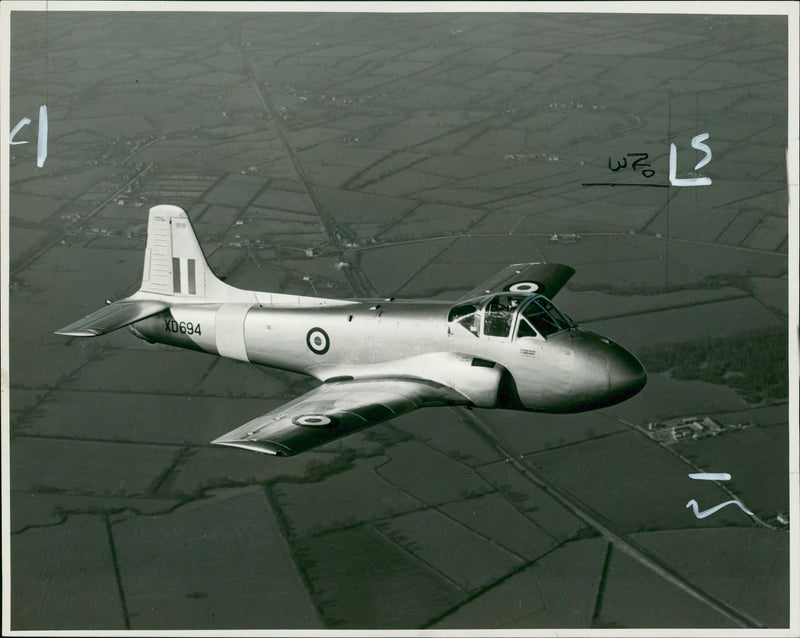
57;205;647;456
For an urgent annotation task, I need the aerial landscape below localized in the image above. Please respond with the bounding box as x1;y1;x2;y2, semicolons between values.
5;7;792;632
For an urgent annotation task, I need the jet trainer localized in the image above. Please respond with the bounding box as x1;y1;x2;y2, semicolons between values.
57;205;647;456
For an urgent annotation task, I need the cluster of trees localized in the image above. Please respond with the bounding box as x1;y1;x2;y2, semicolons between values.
639;327;787;404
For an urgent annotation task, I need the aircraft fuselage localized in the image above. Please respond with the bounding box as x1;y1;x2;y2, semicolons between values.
132;297;645;414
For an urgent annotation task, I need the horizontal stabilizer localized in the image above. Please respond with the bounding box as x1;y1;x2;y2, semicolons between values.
212;378;466;456
458;262;575;301
55;299;168;337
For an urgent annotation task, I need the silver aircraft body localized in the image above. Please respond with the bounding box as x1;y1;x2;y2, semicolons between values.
57;205;647;456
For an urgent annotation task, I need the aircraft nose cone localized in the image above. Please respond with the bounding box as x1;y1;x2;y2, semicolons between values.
606;343;647;401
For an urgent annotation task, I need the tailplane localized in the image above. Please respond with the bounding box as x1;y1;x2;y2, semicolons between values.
55;299;168;337
56;205;241;337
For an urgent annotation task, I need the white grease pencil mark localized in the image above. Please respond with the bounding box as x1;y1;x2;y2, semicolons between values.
689;472;731;481
692;132;712;170
669;132;712;187
10;117;31;144
686;499;753;519
37;105;48;168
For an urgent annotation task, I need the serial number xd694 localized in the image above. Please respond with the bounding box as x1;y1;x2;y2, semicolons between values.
164;319;201;335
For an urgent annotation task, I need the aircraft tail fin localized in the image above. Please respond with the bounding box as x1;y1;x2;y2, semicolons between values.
55;206;240;338
56;205;351;338
139;204;228;299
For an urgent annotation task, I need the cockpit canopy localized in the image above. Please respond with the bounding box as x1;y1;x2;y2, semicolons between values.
448;293;573;340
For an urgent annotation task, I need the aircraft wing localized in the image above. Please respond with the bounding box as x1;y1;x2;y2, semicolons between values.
55;299;169;337
458;262;575;301
211;378;468;456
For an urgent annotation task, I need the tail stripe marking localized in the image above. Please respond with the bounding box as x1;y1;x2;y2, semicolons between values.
188;259;196;295
172;258;182;294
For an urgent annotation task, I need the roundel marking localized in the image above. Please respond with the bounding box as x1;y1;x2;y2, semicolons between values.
306;327;330;355
506;281;541;294
293;414;333;428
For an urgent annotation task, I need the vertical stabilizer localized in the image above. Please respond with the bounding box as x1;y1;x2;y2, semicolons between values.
135;204;347;306
139;205;224;299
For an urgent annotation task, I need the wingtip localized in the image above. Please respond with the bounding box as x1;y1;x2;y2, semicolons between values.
54;328;101;337
211;437;289;456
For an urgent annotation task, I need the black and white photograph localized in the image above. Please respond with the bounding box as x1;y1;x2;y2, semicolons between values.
2;2;797;634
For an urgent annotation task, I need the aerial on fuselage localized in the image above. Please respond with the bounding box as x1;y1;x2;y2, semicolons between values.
57;204;646;456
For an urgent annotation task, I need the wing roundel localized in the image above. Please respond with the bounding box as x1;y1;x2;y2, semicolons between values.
211;378;467;456
458;262;575;301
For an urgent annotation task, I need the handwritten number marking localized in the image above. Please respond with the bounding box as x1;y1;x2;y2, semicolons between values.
9;105;48;167
597;133;712;188
608;156;627;172
607;152;653;179
9;117;31;145
691;132;712;171
669;132;712;186
685;471;752;519
37;105;48;168
686;499;754;519
689;472;731;481
627;153;649;170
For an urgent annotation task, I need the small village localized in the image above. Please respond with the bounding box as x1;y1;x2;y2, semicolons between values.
644;415;753;445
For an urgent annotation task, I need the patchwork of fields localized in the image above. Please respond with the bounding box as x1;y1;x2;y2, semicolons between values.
7;9;790;631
